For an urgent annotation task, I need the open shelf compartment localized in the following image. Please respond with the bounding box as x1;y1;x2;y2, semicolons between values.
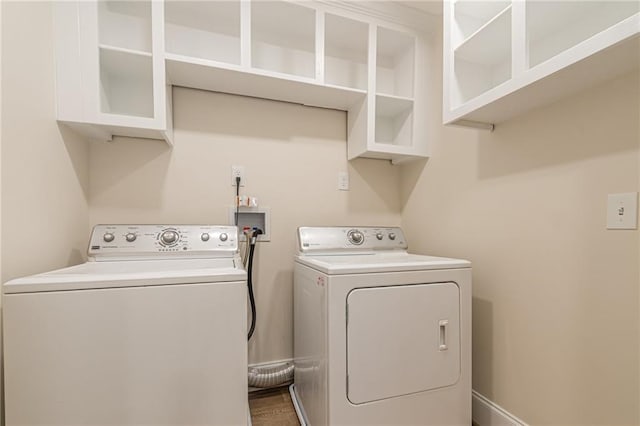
251;1;315;79
526;1;640;68
324;13;368;90
452;5;511;107
453;0;510;46
374;95;413;146
376;27;415;98
98;0;152;53
165;1;240;65
99;47;154;118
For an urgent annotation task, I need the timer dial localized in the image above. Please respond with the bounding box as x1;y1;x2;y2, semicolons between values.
347;229;364;245
160;230;179;246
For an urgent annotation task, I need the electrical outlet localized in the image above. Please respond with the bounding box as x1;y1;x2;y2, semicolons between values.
231;165;245;187
607;192;638;229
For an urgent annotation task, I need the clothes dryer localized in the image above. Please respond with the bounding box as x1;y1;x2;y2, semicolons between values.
292;226;471;425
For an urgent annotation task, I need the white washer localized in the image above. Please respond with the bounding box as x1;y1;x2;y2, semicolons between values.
292;226;471;425
3;224;249;426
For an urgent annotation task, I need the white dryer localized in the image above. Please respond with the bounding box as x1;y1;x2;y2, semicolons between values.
3;224;249;426
292;226;471;425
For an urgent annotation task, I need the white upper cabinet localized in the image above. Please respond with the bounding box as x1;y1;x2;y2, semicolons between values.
54;1;432;163
54;1;172;143
443;0;640;127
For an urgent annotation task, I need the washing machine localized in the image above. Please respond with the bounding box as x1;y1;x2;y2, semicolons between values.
3;224;249;426
292;226;471;425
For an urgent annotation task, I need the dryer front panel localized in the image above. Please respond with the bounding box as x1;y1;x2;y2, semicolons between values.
346;282;461;404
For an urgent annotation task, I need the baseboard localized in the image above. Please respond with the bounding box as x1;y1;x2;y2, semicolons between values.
472;390;528;426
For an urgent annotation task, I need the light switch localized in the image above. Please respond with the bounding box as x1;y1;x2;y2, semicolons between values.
338;171;349;191
607;192;638;230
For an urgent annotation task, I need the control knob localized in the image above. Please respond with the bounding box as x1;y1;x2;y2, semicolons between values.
103;232;115;243
201;233;210;242
388;232;396;240
160;230;178;245
219;233;228;242
376;232;384;240
347;229;364;245
125;233;137;242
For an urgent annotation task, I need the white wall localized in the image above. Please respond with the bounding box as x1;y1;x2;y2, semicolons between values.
401;25;640;424
89;87;402;363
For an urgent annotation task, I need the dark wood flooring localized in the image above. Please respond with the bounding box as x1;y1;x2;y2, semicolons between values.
249;386;300;426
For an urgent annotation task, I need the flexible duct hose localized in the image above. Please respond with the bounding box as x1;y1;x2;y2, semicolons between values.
248;362;294;388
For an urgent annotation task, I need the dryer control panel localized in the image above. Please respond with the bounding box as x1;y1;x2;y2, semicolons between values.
298;226;407;254
88;225;238;261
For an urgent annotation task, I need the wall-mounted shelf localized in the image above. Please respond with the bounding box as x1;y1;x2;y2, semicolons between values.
444;0;640;127
55;0;430;163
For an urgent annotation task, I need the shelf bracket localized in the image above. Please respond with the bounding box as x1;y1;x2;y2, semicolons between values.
452;120;495;132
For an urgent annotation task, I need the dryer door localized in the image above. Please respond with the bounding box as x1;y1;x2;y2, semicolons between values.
346;282;460;404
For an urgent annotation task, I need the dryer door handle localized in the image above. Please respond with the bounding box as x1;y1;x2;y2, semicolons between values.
439;319;449;351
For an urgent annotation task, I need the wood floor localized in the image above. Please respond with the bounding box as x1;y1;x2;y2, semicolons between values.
249;386;300;426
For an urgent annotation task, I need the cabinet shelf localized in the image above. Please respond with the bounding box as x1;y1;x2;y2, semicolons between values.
165;55;367;111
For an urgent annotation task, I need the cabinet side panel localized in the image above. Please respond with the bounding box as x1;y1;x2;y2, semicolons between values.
53;2;84;122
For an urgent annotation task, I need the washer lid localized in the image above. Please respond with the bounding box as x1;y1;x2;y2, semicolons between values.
3;258;246;294
296;252;470;274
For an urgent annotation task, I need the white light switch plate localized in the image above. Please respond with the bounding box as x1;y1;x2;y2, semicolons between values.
607;192;638;230
338;171;349;191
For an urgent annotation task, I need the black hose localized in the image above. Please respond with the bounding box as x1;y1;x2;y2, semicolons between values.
247;239;257;340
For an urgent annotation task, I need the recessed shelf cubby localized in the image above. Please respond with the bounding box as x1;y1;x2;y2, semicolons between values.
251;1;315;79
99;47;154;118
165;1;241;65
375;95;413;146
376;27;415;98
324;13;368;91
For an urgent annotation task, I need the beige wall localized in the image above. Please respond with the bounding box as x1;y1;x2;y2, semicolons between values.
1;1;90;285
1;2;91;423
401;26;640;425
88;87;402;363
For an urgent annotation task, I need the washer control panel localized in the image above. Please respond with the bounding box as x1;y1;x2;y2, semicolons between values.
298;226;407;253
88;225;238;260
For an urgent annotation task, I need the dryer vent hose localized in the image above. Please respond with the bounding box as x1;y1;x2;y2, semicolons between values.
248;362;294;388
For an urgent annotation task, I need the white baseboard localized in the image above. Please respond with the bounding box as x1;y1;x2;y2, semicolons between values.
472;390;528;426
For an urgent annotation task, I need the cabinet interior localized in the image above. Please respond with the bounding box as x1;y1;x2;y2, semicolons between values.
251;1;316;78
376;27;415;98
324;14;368;90
99;48;154;118
375;95;413;146
98;1;152;53
452;5;511;106
453;0;510;47
165;1;241;65
526;1;640;68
